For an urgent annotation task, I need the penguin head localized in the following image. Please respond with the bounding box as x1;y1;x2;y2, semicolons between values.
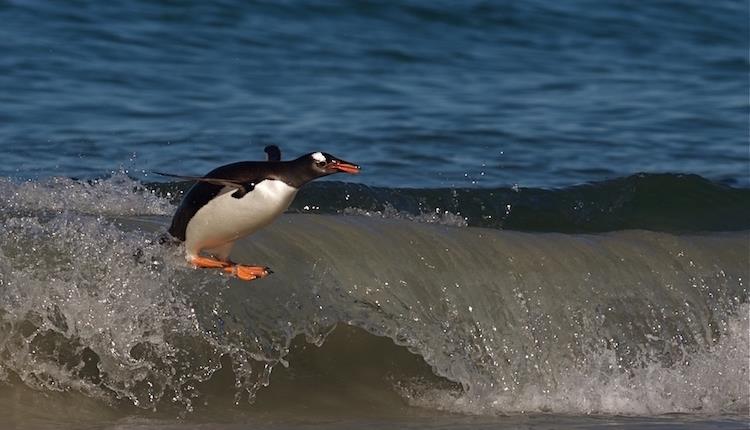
306;152;361;177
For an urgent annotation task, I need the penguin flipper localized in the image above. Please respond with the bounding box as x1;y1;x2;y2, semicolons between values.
154;171;248;191
264;145;281;161
230;182;256;199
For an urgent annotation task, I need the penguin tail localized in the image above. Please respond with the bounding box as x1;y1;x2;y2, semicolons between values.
132;232;181;266
156;232;181;247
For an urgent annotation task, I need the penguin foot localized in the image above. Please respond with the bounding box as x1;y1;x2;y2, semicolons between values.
190;256;232;269
189;256;271;282
226;264;272;281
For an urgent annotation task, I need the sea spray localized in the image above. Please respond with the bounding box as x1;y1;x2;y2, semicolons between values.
0;176;747;417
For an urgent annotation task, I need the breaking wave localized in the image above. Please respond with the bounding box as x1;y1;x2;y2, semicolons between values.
0;175;747;418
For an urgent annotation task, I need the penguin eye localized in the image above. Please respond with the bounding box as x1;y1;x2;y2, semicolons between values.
315;160;326;168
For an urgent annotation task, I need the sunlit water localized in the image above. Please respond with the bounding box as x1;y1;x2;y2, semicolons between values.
0;1;748;429
1;0;747;188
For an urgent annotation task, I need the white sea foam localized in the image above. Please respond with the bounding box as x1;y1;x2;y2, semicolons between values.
342;203;468;227
0;172;172;216
402;303;749;416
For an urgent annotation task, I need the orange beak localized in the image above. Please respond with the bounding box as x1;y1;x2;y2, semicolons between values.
332;160;360;174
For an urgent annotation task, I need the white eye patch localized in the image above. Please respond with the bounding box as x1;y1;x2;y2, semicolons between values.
312;152;326;162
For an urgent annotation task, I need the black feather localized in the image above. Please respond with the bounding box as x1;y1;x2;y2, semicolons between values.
231;182;255;198
264;145;281;162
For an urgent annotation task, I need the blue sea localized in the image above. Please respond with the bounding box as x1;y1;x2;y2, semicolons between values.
0;1;748;429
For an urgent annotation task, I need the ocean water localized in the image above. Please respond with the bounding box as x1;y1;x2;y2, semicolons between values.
1;1;749;429
1;0;748;188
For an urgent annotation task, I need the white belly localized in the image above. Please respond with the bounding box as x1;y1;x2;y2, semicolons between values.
184;180;297;258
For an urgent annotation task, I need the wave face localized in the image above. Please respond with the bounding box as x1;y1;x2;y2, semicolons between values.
0;176;747;418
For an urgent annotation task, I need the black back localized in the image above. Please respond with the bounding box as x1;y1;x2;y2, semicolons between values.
167;158;317;241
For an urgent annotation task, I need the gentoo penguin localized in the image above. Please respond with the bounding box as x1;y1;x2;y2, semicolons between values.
158;146;359;281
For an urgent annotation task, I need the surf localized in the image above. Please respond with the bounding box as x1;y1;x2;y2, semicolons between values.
0;174;746;419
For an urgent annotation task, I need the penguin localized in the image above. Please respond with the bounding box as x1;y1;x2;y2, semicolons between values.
157;145;360;281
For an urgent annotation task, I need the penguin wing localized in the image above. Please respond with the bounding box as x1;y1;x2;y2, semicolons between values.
153;171;256;198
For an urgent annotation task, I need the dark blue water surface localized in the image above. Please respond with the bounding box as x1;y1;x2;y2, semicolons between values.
0;0;747;188
1;3;750;427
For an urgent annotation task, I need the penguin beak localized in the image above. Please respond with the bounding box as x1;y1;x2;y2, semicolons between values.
331;160;360;174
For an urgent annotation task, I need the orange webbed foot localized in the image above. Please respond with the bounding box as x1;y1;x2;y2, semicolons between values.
190;256;232;269
224;264;273;281
189;256;272;282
